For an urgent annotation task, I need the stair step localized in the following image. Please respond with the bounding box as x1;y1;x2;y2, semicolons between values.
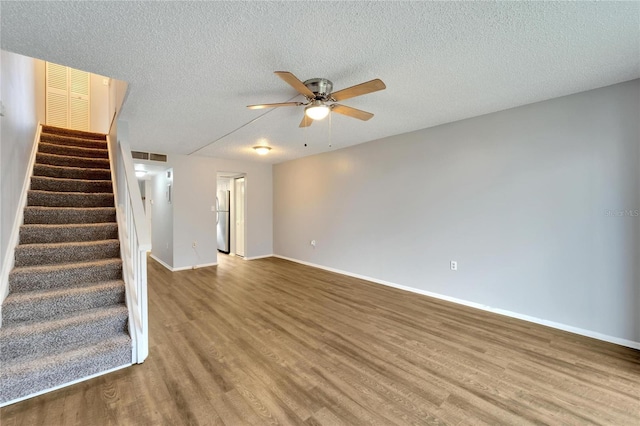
30;176;113;194
9;258;123;293
36;152;110;169
27;190;114;208
0;334;131;404
33;164;111;180
23;206;116;225
15;239;120;267
20;223;118;244
38;142;108;160
1;280;125;326
39;133;108;150
41;125;106;141
0;305;128;363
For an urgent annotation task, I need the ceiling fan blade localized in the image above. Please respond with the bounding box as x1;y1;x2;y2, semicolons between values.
247;102;302;110
330;79;386;102
331;104;374;121
275;71;316;98
299;115;313;127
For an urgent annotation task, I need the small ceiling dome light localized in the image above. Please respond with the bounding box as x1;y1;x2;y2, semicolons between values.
135;170;147;178
253;145;272;155
304;100;330;121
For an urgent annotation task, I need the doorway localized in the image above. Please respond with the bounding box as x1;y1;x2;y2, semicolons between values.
134;162;172;261
217;172;246;258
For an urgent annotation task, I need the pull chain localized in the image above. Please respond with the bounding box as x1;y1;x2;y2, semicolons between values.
329;109;332;148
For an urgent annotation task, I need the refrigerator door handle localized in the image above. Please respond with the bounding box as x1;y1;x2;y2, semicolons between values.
215;197;220;224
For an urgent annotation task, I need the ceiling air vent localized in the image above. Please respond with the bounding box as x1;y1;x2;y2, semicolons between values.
131;151;167;162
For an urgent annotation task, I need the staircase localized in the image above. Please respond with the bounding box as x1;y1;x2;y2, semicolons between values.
0;125;132;404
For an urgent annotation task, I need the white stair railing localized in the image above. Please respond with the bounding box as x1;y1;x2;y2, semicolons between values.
106;122;151;364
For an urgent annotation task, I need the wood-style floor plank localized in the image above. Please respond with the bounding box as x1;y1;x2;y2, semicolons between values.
2;255;639;425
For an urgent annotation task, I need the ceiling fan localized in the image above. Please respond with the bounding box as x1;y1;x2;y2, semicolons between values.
247;71;386;127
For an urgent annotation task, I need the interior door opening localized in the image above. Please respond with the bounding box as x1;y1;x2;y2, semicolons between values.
217;172;246;258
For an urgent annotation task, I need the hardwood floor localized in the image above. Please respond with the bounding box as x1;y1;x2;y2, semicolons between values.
2;255;639;425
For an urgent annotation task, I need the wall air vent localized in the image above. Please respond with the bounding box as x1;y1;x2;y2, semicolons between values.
149;153;167;162
131;151;167;162
131;151;149;160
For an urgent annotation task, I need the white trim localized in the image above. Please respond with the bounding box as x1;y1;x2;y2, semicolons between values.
0;363;132;407
150;254;174;271
273;255;640;350
149;254;217;272
172;262;218;272
0;124;42;314
244;254;274;261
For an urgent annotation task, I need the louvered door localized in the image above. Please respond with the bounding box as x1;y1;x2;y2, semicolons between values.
45;63;91;131
69;68;90;130
45;63;69;127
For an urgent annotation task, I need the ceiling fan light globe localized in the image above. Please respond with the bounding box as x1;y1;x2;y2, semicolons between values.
305;102;330;120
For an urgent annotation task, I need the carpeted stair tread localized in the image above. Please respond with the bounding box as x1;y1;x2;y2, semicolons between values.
38;142;108;159
0;305;129;363
0;334;131;404
42;125;107;141
39;133;108;150
1;280;125;326
20;222;118;244
9;258;123;293
23;206;116;225
15;239;120;267
36;152;110;169
33;164;111;180
30;176;113;194
27;190;114;208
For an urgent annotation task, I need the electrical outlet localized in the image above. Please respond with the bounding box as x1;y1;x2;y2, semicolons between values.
192;241;197;248
450;261;458;271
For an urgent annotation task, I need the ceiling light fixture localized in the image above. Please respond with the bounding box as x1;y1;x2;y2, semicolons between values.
304;100;330;121
253;146;272;155
135;170;147;178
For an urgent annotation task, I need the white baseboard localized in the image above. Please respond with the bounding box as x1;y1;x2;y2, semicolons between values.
244;254;274;261
173;262;217;272
149;254;173;271
0;124;42;315
0;363;132;407
149;254;217;272
273;255;640;350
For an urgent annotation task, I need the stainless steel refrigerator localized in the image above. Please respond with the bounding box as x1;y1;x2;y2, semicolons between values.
216;190;230;253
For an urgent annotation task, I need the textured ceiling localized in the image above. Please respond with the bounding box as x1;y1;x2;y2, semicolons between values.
2;2;639;164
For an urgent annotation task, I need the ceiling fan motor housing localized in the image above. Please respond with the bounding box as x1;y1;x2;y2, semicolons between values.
303;78;333;100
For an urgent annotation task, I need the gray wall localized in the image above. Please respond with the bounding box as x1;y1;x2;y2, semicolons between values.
1;50;44;271
274;79;640;344
151;168;174;267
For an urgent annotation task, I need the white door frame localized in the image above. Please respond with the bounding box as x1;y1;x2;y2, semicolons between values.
233;176;247;257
